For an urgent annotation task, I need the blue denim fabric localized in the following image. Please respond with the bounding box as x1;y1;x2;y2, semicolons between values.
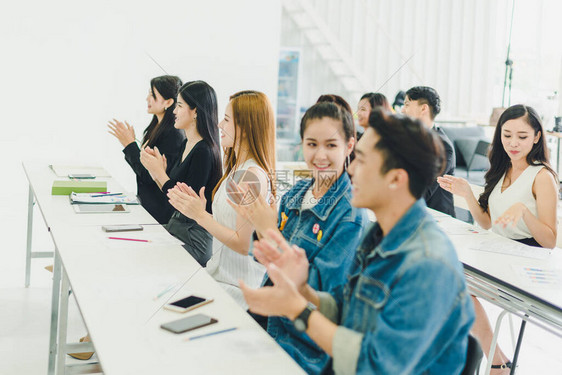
332;199;475;375
267;172;367;374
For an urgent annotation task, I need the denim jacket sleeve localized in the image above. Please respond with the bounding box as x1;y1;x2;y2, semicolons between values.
333;259;466;375
309;219;363;295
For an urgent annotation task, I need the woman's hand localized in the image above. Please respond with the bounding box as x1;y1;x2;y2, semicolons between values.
253;229;309;293
240;263;308;320
167;183;207;222
140;146;167;179
495;202;528;228
437;174;473;199
107;119;135;147
226;179;277;236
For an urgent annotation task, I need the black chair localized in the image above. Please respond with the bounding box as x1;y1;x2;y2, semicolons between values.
466;140;491;180
461;335;484;375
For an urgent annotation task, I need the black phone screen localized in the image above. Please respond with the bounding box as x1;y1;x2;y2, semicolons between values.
170;296;206;309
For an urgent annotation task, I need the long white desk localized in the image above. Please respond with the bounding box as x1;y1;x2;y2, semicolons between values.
23;162;304;375
433;210;562;375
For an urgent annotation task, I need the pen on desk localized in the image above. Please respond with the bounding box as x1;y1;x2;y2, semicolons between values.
153;284;176;300
108;236;150;243
184;327;238;342
92;193;123;197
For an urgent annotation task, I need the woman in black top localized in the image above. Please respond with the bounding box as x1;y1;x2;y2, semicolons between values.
140;80;222;266
108;75;185;224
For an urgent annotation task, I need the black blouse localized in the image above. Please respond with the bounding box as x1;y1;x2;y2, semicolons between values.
162;139;220;218
123;125;185;224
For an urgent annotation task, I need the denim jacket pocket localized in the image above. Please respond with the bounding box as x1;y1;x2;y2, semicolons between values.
294;232;325;259
353;275;390;331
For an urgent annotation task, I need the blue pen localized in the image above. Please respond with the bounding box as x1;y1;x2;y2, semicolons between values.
185;327;238;341
91;193;123;197
153;283;177;300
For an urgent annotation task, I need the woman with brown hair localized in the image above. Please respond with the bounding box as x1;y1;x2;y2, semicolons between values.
167;90;276;308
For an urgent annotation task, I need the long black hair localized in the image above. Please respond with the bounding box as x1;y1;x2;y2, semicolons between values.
478;104;557;212
177;80;222;193
143;75;183;147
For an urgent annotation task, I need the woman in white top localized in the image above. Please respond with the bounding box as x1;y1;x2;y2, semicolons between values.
438;104;558;373
167;90;276;308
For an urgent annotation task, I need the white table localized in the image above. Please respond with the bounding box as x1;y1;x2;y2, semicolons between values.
433;210;562;375
23;162;304;375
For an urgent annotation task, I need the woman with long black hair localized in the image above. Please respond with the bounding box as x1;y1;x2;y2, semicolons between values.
438;104;558;373
108;75;184;224
140;80;222;266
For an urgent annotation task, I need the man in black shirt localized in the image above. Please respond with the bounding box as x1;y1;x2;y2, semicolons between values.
402;86;456;217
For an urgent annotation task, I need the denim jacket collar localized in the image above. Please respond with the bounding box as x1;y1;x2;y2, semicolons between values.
285;172;351;221
362;199;428;259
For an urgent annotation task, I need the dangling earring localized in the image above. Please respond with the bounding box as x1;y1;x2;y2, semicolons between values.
164;106;167;111
345;154;350;169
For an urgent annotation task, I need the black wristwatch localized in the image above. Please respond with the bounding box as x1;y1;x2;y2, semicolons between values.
293;302;317;332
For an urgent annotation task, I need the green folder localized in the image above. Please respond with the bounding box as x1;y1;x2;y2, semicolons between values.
51;180;107;195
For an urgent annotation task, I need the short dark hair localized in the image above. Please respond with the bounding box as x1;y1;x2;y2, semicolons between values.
405;86;441;119
368;109;445;198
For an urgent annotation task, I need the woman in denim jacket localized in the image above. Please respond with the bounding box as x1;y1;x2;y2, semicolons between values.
241;110;475;375
231;102;366;373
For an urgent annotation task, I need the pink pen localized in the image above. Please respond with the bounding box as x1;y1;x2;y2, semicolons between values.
108;237;150;243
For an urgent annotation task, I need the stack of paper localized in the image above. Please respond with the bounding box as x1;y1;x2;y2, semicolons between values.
70;192;139;205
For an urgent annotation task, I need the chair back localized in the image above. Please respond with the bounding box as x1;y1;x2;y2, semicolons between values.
461;335;483;375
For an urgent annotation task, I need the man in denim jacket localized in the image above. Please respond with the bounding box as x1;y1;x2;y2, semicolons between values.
241;110;475;374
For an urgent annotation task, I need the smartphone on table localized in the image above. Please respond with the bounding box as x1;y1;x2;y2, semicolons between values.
68;173;96;179
160;313;218;334
164;295;213;313
102;224;143;232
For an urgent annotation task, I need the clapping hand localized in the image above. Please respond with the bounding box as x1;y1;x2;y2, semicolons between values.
253;229;309;292
226;179;277;236
167;183;207;222
140;146;167;178
107;119;135;147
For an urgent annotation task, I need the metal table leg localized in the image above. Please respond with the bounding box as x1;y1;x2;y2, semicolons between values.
484;309;509;375
55;268;70;375
510;317;528;375
25;185;34;287
48;250;62;375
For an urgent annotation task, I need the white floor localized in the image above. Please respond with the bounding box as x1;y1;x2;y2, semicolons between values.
1;164;561;374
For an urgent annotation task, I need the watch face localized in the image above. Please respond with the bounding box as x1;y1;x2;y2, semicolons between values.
294;318;306;332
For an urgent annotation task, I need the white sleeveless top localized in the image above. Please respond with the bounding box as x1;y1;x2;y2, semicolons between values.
205;159;267;309
489;165;544;240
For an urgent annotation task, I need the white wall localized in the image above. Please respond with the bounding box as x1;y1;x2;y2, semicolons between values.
0;0;281;285
281;0;562;122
